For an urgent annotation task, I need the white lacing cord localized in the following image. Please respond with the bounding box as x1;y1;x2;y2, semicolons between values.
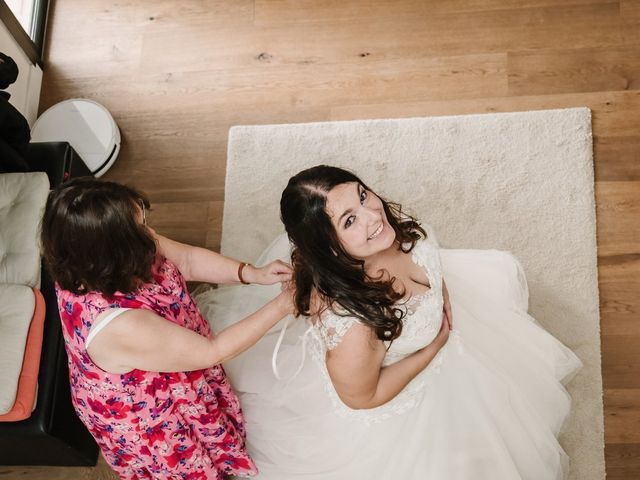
271;316;314;381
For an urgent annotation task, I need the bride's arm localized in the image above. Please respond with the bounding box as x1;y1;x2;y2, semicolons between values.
326;318;449;409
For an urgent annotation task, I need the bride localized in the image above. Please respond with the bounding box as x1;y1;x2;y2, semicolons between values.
196;165;582;480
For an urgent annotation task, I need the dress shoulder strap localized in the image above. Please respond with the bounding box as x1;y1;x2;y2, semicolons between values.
423;222;440;248
317;310;360;351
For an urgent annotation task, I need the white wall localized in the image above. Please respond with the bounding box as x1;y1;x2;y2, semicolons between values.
0;18;42;126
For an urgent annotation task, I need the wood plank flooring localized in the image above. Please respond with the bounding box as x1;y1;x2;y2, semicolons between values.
5;0;638;478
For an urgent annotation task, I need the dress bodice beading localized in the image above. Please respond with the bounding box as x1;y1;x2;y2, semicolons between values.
310;238;463;424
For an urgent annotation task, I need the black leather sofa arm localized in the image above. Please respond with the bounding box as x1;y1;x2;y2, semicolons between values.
27;142;92;187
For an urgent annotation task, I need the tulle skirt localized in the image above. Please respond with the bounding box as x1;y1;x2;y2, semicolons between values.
196;249;582;480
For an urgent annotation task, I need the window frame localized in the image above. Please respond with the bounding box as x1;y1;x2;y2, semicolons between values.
0;0;49;67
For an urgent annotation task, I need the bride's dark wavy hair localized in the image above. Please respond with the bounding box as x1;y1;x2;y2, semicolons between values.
280;165;426;341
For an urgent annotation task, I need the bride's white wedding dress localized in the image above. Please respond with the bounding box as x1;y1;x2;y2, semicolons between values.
195;232;582;480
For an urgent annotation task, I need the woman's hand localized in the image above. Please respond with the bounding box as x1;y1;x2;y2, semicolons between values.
244;260;293;285
275;281;297;316
431;314;451;350
442;279;453;330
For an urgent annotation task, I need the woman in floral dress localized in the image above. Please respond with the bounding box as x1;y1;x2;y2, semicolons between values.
41;177;293;479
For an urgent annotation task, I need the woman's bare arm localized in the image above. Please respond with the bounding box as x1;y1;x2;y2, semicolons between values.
87;292;291;373
152;230;291;285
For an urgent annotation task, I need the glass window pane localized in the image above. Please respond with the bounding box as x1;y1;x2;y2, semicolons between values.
5;0;35;38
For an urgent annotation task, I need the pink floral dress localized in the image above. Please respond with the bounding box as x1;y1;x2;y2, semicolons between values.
56;256;258;479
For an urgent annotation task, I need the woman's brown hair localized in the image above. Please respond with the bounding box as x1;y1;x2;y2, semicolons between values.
41;177;157;297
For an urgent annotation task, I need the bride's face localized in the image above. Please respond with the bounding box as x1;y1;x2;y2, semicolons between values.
325;182;396;260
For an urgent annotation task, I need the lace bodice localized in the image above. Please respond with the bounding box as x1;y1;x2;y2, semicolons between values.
316;238;444;359
310;237;462;424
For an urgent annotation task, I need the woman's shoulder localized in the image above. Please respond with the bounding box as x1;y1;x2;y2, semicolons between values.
56;285;112;312
143;254;184;290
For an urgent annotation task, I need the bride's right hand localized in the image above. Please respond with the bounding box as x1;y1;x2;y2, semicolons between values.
431;315;450;349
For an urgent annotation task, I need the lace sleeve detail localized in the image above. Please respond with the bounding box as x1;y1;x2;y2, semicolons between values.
316;310;359;351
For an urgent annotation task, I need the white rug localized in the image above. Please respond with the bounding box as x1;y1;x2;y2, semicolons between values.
221;108;604;480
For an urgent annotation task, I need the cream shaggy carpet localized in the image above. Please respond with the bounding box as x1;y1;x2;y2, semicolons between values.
220;108;604;480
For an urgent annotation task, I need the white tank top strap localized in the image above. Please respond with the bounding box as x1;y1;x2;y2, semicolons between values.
85;307;132;349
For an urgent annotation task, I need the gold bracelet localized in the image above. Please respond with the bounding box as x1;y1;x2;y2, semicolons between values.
238;262;251;285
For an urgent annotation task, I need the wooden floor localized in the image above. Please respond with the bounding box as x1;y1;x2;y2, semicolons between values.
7;0;639;478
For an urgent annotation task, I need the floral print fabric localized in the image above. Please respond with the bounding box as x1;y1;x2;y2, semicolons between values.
56;256;257;479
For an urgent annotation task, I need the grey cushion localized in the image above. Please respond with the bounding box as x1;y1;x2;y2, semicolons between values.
0;172;49;288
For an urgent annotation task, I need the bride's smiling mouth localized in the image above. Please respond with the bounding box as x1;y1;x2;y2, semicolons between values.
368;223;384;240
